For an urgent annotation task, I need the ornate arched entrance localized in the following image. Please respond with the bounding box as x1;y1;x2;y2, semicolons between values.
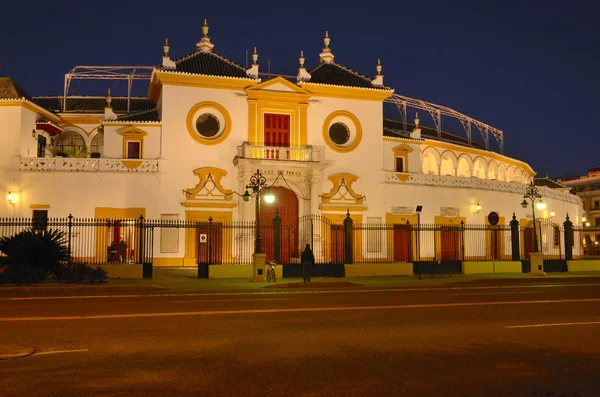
259;186;298;262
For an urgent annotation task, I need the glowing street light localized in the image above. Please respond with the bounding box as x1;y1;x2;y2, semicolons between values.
521;182;543;252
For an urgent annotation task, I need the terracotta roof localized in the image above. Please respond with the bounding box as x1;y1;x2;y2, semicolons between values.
164;50;252;79
115;108;160;122
534;178;571;190
31;96;155;114
306;62;391;90
0;77;30;99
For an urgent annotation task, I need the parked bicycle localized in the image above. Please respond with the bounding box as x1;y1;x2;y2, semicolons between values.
266;260;277;283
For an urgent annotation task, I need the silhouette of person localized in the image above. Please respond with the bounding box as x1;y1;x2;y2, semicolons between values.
301;244;315;283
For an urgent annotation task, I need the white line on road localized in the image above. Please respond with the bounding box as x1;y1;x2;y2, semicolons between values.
506;321;600;329
2;298;600;322
5;283;600;301
170;298;291;303
450;291;542;296
35;349;88;355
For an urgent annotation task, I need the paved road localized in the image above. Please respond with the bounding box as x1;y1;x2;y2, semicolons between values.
1;282;600;396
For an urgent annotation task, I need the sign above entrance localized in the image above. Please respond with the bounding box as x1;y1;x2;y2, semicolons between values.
391;206;414;215
440;207;460;217
199;234;207;243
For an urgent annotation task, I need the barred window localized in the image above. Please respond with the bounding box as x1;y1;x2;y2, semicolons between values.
91;132;104;158
55;131;87;157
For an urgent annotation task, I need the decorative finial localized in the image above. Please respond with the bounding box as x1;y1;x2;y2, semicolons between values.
202;19;209;37
299;50;305;68
376;59;382;75
319;31;335;64
252;47;258;65
415;112;420;127
546;172;549;178
106;88;112;106
163;38;170;56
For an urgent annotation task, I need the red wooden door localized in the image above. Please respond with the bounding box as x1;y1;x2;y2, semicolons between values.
394;225;410;261
331;224;344;264
440;227;460;260
264;114;290;148
259;187;298;262
196;223;223;264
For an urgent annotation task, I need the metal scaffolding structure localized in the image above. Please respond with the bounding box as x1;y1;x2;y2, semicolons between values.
385;94;504;154
63;66;155;113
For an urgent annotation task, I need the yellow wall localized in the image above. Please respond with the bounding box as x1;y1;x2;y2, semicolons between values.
344;263;413;277
102;264;143;279
567;260;600;272
209;264;253;279
462;261;522;274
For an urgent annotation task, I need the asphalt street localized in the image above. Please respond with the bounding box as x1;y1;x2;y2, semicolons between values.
1;282;599;396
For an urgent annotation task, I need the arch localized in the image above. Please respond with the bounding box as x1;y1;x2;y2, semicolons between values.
473;157;487;179
514;168;523;183
90;131;104;158
457;154;473;177
487;160;499;180
440;153;457;176
506;165;515;182
260;186;299;262
498;163;507;182
421;147;441;175
422;152;439;175
55;130;87;157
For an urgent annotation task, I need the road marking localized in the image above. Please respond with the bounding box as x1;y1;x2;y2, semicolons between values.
170;298;290;303
35;349;88;355
6;283;600;301
2;298;600;322
450;291;542;296
506;321;600;329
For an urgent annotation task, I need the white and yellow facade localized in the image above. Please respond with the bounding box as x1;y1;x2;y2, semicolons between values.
0;23;583;266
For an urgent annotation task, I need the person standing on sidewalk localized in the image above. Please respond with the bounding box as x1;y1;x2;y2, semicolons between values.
301;244;315;283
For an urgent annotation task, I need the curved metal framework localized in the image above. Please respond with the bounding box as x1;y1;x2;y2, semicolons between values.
385;94;504;154
63;66;154;113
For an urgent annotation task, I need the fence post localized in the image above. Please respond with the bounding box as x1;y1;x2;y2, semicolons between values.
563;214;573;261
460;220;465;261
343;210;353;264
510;212;520;261
137;215;144;264
208;217;213;265
67;214;73;265
273;209;282;263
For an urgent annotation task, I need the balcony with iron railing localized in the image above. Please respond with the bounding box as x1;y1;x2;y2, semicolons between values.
236;142;320;162
19;157;159;173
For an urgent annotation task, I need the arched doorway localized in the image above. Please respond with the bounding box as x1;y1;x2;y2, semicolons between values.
259;186;298;262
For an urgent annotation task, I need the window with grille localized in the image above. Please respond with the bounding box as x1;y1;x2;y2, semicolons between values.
127;142;141;159
395;157;404;172
91;132;103;158
367;217;382;253
55;131;87;157
32;210;48;231
37;135;46;157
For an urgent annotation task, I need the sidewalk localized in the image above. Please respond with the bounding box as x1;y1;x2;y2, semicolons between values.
3;271;600;296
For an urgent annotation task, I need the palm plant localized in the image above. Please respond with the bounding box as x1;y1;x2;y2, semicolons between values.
0;228;69;276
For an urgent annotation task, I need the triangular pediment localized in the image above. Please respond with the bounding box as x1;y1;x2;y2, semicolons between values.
245;76;310;95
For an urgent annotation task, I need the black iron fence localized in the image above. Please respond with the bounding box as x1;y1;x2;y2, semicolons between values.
0;213;593;266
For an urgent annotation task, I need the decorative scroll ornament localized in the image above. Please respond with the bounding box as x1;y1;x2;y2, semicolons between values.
320;173;365;205
183;167;233;201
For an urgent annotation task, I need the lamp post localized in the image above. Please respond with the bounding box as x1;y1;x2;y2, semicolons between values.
242;169;274;254
520;182;546;252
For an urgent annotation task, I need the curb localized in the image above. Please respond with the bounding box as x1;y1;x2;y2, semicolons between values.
0;283;166;295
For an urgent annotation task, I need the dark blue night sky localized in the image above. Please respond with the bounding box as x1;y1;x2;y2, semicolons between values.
2;0;598;178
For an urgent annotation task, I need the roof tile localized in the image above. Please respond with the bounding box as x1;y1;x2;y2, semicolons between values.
0;77;30;99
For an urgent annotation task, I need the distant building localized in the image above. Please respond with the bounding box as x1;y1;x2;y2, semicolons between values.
0;22;583;265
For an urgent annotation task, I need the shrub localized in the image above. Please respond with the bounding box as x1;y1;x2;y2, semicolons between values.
0;263;48;284
0;228;69;280
59;262;107;284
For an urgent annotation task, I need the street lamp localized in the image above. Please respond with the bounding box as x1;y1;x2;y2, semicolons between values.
242;169;275;254
520;182;544;252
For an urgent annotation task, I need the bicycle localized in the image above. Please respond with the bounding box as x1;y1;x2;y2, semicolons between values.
266;260;276;283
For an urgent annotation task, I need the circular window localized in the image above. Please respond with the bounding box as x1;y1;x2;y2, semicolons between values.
322;111;362;153
196;114;220;138
186;102;232;146
328;123;350;146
